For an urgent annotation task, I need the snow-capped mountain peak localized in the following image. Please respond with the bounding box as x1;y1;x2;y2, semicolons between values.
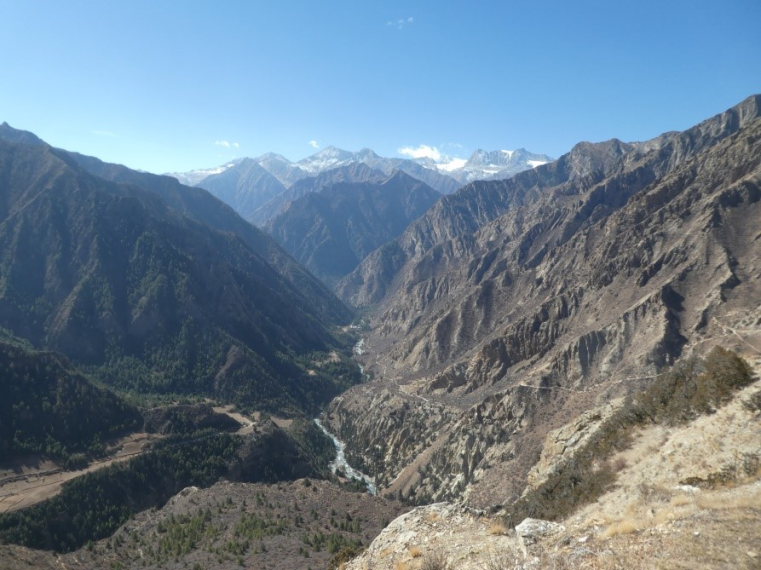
297;146;357;173
168;160;240;186
169;145;553;203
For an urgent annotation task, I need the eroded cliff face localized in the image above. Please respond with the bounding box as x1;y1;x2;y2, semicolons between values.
325;95;761;510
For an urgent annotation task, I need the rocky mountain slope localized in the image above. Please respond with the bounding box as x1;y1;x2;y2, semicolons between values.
251;163;388;226
344;350;761;569
267;171;441;287
0;123;351;328
325;94;761;509
0;128;355;415
194;158;287;221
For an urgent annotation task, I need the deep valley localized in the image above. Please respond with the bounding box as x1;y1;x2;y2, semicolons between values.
1;94;760;569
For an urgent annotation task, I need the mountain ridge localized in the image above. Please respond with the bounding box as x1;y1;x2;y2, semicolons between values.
323;94;761;510
0;130;356;415
266;169;441;286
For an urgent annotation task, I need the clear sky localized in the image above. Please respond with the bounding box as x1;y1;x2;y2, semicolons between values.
1;0;759;173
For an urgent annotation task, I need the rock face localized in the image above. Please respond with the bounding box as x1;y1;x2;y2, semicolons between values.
326;95;761;508
267;171;441;287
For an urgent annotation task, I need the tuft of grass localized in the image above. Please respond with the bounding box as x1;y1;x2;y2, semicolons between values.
652;509;676;526
601;519;640;538
488;521;509;536
420;550;451;570
409;546;423;558
670;494;693;507
483;548;522;569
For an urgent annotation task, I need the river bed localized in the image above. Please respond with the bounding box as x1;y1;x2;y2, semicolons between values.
314;418;377;495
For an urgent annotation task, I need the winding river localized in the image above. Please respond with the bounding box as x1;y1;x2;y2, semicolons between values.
314;418;377;495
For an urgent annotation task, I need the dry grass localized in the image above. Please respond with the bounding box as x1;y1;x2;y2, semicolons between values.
394;562;410;570
696;484;761;510
652;508;677;526
488;520;509;536
420;550;450;570
601;518;641;538
611;457;628;472
408;545;423;558
670;494;693;507
483;548;522;569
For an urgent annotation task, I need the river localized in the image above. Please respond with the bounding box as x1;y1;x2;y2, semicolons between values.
313;418;377;495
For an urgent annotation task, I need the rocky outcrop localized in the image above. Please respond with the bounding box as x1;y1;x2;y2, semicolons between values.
344;502;505;570
343;372;761;570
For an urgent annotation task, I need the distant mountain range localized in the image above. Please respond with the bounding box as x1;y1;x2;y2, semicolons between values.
169;146;552;226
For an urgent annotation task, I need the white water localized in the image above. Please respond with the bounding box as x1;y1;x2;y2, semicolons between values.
314;418;377;495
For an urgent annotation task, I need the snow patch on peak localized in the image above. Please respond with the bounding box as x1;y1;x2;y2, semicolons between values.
169;162;238;186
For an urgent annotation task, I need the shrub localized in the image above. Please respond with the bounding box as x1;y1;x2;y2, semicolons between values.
421;550;451;570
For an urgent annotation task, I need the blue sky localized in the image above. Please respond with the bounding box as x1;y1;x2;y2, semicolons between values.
1;0;759;173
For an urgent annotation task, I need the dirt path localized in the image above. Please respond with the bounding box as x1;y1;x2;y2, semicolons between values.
0;404;289;515
0;433;160;514
212;405;257;435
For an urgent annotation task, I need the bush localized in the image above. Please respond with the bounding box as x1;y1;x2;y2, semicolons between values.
421;550;451;570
